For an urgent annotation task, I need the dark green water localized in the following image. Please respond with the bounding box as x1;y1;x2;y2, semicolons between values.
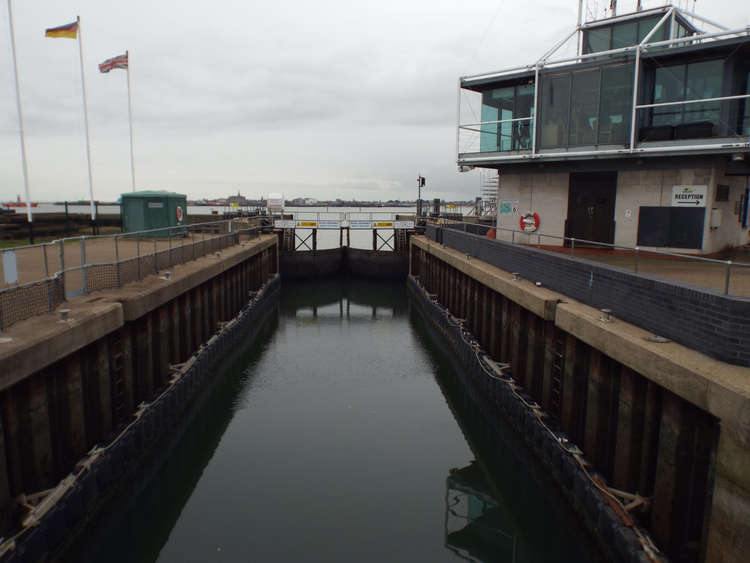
66;279;599;563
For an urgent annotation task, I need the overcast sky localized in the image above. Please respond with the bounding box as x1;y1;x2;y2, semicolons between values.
0;0;747;203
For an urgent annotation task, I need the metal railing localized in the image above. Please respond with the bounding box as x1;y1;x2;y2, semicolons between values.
0;218;268;330
435;219;750;296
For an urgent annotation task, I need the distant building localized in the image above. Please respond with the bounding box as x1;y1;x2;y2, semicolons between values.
227;193;249;206
457;5;750;254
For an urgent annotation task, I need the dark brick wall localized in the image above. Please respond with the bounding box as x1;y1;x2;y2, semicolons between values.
423;225;750;367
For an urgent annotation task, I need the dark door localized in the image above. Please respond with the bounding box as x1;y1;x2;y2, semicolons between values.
566;172;617;244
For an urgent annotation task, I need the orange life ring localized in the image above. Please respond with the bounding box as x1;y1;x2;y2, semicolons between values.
486;228;496;239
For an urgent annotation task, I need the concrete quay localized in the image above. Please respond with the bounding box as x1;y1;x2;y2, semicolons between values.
411;235;750;563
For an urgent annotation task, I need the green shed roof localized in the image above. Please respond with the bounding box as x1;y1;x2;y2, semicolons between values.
121;190;186;199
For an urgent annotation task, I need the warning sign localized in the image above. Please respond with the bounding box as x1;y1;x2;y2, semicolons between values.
672;185;707;207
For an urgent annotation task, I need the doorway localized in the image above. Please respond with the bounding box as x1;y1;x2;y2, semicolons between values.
566;172;617;244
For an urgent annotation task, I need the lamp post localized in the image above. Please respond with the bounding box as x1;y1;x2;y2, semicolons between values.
417;175;426;217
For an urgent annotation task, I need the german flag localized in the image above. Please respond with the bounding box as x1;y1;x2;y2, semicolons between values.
45;20;78;39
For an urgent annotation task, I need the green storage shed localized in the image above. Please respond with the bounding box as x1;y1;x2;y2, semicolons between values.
120;191;187;237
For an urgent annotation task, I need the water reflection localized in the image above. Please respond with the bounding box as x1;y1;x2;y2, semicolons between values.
446;462;518;562
408;308;599;563
64;279;597;563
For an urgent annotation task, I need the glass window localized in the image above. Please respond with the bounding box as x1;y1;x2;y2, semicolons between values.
569;70;600;145
743;74;750;135
612;22;637;49
479;85;535;152
648;59;724;137
599;65;633;144
540;74;571;148
684;60;722;126
652;65;685;126
479;98;498;152
583;27;611;54
637;16;665;44
514;84;535;150
493;87;515;151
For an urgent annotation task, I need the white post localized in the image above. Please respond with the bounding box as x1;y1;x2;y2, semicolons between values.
455;78;461;160
76;16;96;220
532;65;540;156
6;0;32;223
629;46;641;152
126;50;135;192
577;0;584;56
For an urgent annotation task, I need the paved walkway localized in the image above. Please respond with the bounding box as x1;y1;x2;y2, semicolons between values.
544;247;750;297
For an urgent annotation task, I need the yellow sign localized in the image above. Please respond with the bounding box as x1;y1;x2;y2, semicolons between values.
373;221;394;228
231;202;240;207
296;221;318;228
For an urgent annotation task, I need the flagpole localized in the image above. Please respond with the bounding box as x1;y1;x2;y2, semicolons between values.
6;0;33;223
76;15;95;220
126;50;135;192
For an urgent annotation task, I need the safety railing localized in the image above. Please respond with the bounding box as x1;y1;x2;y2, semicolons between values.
0;218;269;330
435;219;750;296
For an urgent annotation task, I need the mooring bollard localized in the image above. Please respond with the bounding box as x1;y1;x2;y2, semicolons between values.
725;260;732;295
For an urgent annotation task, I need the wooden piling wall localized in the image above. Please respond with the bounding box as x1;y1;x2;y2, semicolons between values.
0;237;278;536
411;236;750;563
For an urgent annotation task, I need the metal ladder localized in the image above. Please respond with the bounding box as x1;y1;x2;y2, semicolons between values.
109;335;127;428
549;331;565;418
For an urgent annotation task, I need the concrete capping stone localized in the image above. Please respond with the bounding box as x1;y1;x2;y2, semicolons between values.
0;302;124;391
412;236;560;320
0;236;278;387
100;235;276;321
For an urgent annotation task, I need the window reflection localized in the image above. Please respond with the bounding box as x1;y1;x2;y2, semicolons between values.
569;70;600;145
540;74;570;148
539;65;633;148
647;59;723;139
480;84;534;152
599;65;633;144
582;15;671;54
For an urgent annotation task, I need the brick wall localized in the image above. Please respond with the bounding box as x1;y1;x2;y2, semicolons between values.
423;224;750;367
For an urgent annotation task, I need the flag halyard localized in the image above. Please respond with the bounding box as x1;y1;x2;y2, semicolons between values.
99;53;129;73
45;21;78;39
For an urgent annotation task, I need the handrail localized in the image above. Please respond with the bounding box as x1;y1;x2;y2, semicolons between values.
434;219;749;296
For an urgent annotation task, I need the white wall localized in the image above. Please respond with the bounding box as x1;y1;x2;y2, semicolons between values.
496;172;569;245
493;165;749;254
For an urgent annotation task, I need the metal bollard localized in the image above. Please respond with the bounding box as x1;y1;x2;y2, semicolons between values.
634;247;639;274
725;260;732;295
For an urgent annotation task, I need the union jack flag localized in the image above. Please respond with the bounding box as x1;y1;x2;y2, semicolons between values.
99;53;128;73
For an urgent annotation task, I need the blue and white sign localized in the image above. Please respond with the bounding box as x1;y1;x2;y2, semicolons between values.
349;220;372;229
